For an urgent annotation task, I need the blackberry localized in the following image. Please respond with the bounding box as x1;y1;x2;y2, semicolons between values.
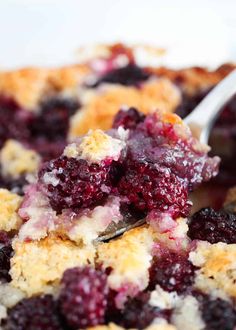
5;295;62;330
59;267;108;329
116;292;171;329
91;64;150;87
148;251;196;293
30;98;80;161
188;207;236;244
39;156;113;213
30;98;79;141
197;293;236;330
112;108;145;129
118;157;190;219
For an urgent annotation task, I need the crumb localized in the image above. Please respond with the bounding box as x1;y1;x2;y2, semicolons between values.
64;130;125;163
171;295;205;330
0;139;40;179
0;188;22;231
189;241;236;299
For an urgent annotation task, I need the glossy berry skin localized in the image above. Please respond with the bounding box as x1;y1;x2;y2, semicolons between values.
118;157;190;218
35;107;219;219
188;207;236;244
0;230;13;282
91;64;150;87
148;251;196;293
116;292;171;329
59;267;108;329
5;295;63;330
112;107;145;129
39;156;113;214
196;293;236;330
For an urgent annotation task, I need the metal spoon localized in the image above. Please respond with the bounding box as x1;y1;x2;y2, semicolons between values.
184;69;236;144
98;69;236;241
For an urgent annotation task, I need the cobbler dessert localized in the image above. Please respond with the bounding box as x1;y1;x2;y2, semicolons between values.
0;44;236;330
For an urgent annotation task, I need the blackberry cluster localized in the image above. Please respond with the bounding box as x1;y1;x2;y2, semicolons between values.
118;157;190;218
91;64;150;87
4;295;63;330
112;107;145;129
148;251;196;293
30;98;79;161
115;292;171;329
39;156;114;213
196;293;236;330
59;267;108;329
188;207;236;244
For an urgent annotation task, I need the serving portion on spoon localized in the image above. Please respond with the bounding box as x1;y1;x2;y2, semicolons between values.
16;104;220;243
99;70;236;240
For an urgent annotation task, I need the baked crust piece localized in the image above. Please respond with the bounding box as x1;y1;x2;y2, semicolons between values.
0;65;91;109
189;241;236;299
148;63;236;95
10;235;96;296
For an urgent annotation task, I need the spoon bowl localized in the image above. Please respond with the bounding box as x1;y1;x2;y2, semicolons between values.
184;69;236;144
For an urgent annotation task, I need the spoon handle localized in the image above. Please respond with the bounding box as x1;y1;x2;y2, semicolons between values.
184;69;236;144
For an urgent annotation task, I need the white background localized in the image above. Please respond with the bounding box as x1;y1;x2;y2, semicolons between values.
0;0;236;69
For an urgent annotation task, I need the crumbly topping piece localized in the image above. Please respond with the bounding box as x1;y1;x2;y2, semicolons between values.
69;79;181;137
0;139;41;179
149;285;179;310
64;129;125;163
150;64;235;95
0;283;25;308
0;68;49;109
97;226;155;291
171;295;205;330
0;188;22;231
68;197;122;245
151;217;190;251
18;185;57;241
0;65;90;109
10;235;95;296
0;304;7;324
189;241;236;299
